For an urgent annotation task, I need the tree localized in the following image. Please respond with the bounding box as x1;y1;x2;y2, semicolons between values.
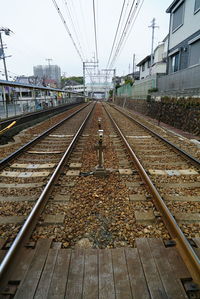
61;76;83;88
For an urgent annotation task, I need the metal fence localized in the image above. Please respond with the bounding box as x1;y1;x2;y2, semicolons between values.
117;75;157;100
0;96;82;120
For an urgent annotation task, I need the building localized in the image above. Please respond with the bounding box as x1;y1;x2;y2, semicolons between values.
166;0;200;73
137;35;168;80
152;38;168;74
33;65;61;87
137;55;151;80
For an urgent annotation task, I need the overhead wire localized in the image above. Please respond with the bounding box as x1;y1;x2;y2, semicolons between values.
63;0;85;61
68;0;89;59
106;0;126;68
92;0;99;63
108;0;142;69
52;0;84;62
108;0;136;68
78;0;91;58
117;0;144;65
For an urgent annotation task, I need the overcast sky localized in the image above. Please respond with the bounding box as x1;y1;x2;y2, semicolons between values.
0;0;172;80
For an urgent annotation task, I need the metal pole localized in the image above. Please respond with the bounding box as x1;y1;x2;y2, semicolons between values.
2;86;8;118
112;69;116;102
149;18;159;75
0;32;8;81
151;18;155;70
83;62;86;102
132;54;135;78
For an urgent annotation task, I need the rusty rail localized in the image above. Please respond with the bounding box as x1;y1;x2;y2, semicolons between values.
112;104;200;168
0;103;95;288
104;104;200;284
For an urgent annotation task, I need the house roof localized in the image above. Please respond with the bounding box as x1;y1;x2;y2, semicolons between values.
136;55;151;66
162;34;169;42
166;0;180;13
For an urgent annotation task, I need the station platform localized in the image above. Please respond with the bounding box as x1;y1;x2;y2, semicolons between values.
1;238;200;298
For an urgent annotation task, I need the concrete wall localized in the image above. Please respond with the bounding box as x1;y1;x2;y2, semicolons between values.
156;62;200;95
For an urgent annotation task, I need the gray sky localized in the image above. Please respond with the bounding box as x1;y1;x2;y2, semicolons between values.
0;0;172;80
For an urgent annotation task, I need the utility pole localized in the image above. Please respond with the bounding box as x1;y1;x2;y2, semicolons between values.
83;62;86;101
0;28;12;81
148;18;159;75
132;54;135;78
112;69;116;102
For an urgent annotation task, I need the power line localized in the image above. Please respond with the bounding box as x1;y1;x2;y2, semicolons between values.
114;0;144;67
108;0;136;68
92;0;98;62
106;0;126;68
63;0;85;60
52;0;84;62
109;0;143;69
78;0;91;58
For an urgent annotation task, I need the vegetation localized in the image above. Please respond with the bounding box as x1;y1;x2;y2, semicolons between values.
124;77;134;86
61;76;83;88
160;96;200;108
148;87;158;93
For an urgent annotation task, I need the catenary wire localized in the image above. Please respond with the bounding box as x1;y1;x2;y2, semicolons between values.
63;0;86;61
52;0;84;62
106;0;126;68
92;0;99;62
108;0;136;68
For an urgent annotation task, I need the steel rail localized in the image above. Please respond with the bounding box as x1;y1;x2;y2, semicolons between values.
111;104;200;168
0;103;95;286
104;104;200;284
0;103;90;171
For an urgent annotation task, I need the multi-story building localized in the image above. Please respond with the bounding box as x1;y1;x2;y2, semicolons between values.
137;55;151;80
137;36;168;80
166;0;200;73
33;65;61;87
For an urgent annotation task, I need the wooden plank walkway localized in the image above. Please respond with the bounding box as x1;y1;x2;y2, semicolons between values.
0;238;198;299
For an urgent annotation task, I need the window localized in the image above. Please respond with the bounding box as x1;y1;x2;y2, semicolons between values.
194;0;200;12
189;39;200;66
147;60;151;68
142;64;145;71
171;52;179;72
172;2;184;32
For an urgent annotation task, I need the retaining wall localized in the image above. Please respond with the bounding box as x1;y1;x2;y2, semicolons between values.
115;97;200;136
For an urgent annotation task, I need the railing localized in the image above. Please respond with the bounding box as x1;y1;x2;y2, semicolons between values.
117;75;158;100
0;80;84;119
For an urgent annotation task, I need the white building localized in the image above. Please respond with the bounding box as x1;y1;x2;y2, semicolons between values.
166;0;200;73
137;36;168;80
137;55;151;80
152;37;168;74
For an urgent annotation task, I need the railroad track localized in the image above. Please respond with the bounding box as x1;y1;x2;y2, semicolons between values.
112;104;200;162
0;102;94;285
0;101;199;298
104;103;200;283
0;103;87;160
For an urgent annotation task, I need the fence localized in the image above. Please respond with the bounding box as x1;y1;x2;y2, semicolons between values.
0;96;82;120
117;75;158;100
0;80;85;120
